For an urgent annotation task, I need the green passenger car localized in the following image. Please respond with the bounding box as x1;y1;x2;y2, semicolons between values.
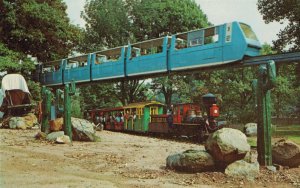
123;101;164;132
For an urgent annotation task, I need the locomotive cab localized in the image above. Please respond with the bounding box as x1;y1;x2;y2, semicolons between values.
202;93;222;132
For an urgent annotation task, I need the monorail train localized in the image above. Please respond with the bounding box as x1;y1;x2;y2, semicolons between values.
34;22;261;86
86;93;223;139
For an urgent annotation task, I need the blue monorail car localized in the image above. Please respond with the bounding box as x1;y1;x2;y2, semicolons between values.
64;54;91;84
40;60;64;86
126;36;170;76
168;22;261;71
37;21;261;86
91;46;126;81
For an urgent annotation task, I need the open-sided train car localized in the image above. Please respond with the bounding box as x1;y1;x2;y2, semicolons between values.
123;101;164;132
87;107;124;131
36;21;261;86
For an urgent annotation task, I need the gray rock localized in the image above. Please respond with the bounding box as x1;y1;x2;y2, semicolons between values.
166;149;215;172
266;165;276;172
225;160;259;180
9;117;26;129
56;135;71;144
244;123;257;136
205;128;250;167
71;117;96;141
46;131;65;141
272;139;300;167
9;117;18;129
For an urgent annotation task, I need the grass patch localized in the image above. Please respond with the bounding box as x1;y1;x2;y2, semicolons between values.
247;124;300;146
247;137;257;147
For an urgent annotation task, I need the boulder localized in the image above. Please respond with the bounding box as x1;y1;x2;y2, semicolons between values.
46;131;65;141
166;149;215;172
244;123;257;136
34;132;47;140
225;160;260;180
23;113;38;128
272;139;300;167
50;118;63;131
205;128;250;167
71;117;96;141
56;135;71;144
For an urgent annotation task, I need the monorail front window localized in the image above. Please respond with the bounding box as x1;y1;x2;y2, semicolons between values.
239;23;258;41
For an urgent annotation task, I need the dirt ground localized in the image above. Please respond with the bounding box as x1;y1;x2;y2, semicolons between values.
0;129;299;188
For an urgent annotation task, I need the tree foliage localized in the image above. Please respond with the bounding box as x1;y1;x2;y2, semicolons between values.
0;0;82;61
131;0;209;40
81;0;131;51
257;0;300;52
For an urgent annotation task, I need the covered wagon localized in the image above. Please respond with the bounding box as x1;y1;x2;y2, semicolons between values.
0;74;34;118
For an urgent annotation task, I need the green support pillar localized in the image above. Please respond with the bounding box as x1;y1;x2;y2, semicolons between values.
255;60;276;166
63;82;76;141
41;86;52;134
55;89;64;114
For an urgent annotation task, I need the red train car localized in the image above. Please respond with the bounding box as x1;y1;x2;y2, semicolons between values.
148;103;206;137
87;107;124;131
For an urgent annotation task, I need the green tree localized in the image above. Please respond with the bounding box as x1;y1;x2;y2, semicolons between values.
0;0;81;61
114;80;148;105
79;83;120;111
131;0;209;40
257;0;300;52
81;0;131;51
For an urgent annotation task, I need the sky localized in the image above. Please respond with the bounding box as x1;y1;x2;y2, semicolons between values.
63;0;287;45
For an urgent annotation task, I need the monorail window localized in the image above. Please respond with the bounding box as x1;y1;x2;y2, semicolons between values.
175;27;218;50
130;37;168;58
239;23;258;41
66;55;89;69
95;47;122;64
42;60;61;73
204;27;219;44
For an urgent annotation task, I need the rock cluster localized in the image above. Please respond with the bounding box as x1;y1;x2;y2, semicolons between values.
7;113;38;129
35;117;98;143
166;128;259;179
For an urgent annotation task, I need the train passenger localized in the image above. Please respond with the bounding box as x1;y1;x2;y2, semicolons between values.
115;113;121;122
124;110;130;120
167;108;173;128
120;112;124;122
